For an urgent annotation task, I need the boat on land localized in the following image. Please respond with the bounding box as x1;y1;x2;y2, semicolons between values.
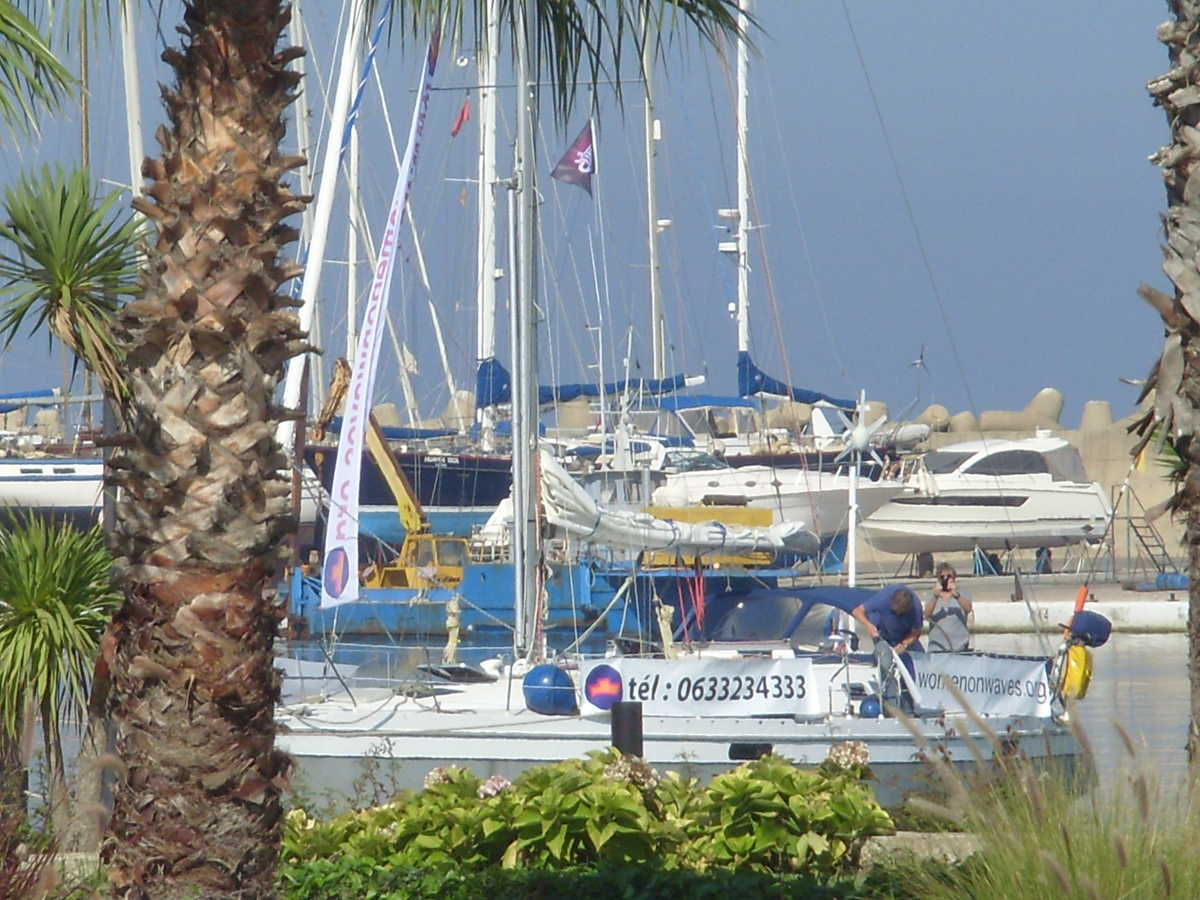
860;435;1111;555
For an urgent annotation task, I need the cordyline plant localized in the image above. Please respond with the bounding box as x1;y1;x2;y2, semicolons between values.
0;514;120;819
0;165;142;409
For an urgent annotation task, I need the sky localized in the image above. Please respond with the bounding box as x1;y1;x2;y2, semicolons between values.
0;1;1173;430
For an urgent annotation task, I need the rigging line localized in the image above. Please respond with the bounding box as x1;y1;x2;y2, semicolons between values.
840;3;1052;582
839;2;976;419
761;72;850;383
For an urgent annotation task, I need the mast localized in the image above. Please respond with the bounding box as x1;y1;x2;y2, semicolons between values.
120;3;144;193
347;119;360;360
511;1;541;658
476;0;500;449
642;9;665;380
735;1;751;356
279;0;368;449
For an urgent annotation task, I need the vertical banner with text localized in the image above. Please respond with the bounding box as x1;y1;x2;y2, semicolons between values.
321;32;441;609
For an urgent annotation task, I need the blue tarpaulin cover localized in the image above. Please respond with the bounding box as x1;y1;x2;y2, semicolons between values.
737;351;853;409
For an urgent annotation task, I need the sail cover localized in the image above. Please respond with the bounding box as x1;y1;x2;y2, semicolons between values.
475;357;690;409
737;351;853;409
539;450;818;555
0;389;57;415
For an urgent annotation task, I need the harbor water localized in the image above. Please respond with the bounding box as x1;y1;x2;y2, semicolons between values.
977;632;1189;790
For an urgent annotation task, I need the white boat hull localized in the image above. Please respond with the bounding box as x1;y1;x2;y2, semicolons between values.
653;468;904;540
276;660;1077;809
860;482;1111;555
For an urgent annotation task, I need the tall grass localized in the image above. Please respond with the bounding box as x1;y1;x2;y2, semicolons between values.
899;708;1196;899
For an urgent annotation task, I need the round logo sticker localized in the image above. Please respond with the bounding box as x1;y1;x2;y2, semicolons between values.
323;547;350;598
583;664;623;710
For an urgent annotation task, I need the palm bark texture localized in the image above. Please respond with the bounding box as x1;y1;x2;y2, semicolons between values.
98;2;309;896
1138;2;1200;782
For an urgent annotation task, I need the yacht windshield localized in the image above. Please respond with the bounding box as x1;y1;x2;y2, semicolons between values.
677;406;759;439
922;451;974;474
963;450;1050;476
662;449;728;472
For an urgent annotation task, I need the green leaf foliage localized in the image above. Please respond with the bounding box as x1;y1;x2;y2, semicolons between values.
0;512;120;777
0;1;72;140
0;165;141;409
280;749;895;894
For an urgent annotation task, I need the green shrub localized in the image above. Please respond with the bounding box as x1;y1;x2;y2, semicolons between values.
281;746;895;891
279;860;887;900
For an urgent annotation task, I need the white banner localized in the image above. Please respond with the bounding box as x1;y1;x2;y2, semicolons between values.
907;653;1051;718
580;657;826;718
321;32;441;609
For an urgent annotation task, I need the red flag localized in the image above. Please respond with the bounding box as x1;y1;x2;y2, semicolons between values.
450;96;471;137
550;121;595;196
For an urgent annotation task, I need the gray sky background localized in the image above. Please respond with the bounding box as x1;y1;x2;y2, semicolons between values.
0;2;1173;429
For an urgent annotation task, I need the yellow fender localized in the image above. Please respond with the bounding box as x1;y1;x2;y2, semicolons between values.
1059;645;1093;700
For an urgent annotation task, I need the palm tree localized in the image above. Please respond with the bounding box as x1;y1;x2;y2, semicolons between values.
0;1;73;141
0;166;142;410
1142;2;1200;788
98;3;745;896
0;514;120;818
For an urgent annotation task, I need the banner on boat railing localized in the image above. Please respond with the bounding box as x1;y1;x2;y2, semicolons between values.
580;657;826;718
907;653;1051;718
320;30;441;610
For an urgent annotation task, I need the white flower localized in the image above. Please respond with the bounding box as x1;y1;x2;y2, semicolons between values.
423;765;461;789
827;740;870;770
477;774;512;798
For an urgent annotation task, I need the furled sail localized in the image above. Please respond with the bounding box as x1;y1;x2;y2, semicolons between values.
539;450;818;555
475;357;694;409
737;351;853;409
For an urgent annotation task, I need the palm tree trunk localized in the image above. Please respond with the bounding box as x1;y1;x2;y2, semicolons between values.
100;2;308;896
1147;2;1200;789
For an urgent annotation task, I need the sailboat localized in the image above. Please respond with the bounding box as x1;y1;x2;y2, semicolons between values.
277;3;1096;813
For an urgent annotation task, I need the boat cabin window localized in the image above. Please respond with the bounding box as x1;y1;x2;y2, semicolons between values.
706;594;804;641
662;449;728;473
963;450;1049;477
677;406;759;440
623;409;688;439
1042;446;1090;483
922;451;974;474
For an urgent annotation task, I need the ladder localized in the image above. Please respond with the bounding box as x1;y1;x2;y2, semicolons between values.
1121;485;1179;578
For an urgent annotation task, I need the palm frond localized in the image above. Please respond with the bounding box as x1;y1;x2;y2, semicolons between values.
0;165;142;411
0;0;73;138
374;0;750;124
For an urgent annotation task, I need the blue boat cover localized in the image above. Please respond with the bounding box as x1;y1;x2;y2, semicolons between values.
475;357;691;409
326;417;456;440
737;351;853;409
0;388;56;415
653;394;758;411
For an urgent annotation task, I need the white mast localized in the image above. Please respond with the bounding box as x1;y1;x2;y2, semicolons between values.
346;122;360;360
476;0;500;448
512;1;541;659
279;0;368;449
735;1;751;356
120;2;143;197
642;8;665;379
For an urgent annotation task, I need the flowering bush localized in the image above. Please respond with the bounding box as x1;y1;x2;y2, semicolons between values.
280;748;894;893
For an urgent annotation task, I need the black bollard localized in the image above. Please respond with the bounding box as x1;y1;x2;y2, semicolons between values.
611;701;643;757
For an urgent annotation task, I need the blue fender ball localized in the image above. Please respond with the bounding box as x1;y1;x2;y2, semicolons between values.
523;664;578;715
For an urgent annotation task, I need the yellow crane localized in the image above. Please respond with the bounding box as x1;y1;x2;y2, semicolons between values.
314;358;468;590
360;414;469;590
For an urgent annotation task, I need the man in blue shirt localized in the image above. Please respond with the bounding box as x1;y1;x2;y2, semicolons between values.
850;584;923;653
